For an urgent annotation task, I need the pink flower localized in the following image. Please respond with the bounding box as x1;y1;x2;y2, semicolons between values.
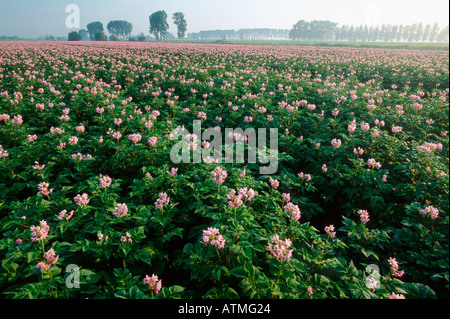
167;167;178;176
244;116;253;123
358;209;370;225
331;138;342;148
388;257;404;278
38;182;53;196
148;136;158;146
155;192;170;209
325;225;336;238
74;193;90;206
57;209;74;221
202;227;226;249
268;235;293;260
298;172;312;181
113;203;128;218
284;202;301;222
391;126;402;133
353;147;364;156
322;164;327;172
360;122;370;131
143;274;162;295
307;286;314;296
269;177;279;189
420;205;439;220
389;292;405;299
120;232;133;243
30;220;49;242
112;131;122;140
367;158;382;170
75;124;85;132
68;136;78;145
348;123;356;133
99;174;112;189
128;133;142;144
197;111;207;120
0;145;9;158
211;166;227;185
43;248;59;265
11;115;23;124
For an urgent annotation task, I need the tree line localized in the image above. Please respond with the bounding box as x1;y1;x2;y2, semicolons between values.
67;10;448;43
68;10;187;41
289;20;449;43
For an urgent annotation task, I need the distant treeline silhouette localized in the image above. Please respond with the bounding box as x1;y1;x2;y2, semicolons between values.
187;21;449;43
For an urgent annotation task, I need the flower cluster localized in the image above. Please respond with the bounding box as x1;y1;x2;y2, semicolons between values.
226;187;255;208
0;145;9;158
57;209;74;221
325;225;336;238
36;248;59;271
297;172;312;182
128;133;142;144
331;138;342;148
74;193;90;206
113;203;128;218
202;227;226;249
143;274;162;295
154;192;170;209
367;158;382;170
211;166;227;185
30;220;49;242
99;174;112;189
388;257;404;278
268;235;293;260
357;209;370;225
37;182;53;196
120;232;133;243
269;177;279;189
417;141;443;154
283;202;301;222
419;205;439;220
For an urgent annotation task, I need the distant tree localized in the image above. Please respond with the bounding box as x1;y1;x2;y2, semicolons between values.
422;24;431;42
289;20;308;40
94;32;107;41
396;25;404;42
415;23;424;42
149;10;169;41
109;34;119;41
429;23;440;42
87;21;104;40
437;25;449;42
78;29;89;41
137;33;146;42
107;20;133;40
45;34;55;41
173;12;187;40
68;31;82;41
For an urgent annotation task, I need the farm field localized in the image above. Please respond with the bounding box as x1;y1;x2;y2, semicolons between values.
0;41;448;299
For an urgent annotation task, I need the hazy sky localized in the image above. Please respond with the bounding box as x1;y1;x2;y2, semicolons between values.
0;0;448;38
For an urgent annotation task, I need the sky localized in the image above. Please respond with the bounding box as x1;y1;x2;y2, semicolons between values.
0;0;448;38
